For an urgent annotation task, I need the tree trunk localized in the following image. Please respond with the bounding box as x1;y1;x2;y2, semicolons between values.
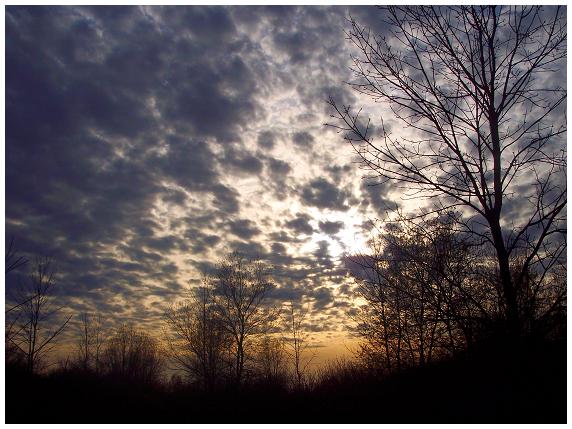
489;216;520;337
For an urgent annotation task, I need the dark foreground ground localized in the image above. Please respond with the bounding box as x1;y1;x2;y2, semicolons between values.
6;337;566;423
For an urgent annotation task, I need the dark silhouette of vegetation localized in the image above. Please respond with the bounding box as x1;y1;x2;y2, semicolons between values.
208;252;279;385
73;312;105;373
5;237;30;350
6;334;565;423
350;213;566;374
255;335;288;387
164;252;280;387
100;324;164;385
6;257;72;373
286;300;316;388
5;245;565;423
164;283;231;390
5;236;27;275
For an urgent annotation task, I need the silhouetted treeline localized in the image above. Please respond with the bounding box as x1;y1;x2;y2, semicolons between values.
5;232;566;423
6;333;565;423
349;214;566;374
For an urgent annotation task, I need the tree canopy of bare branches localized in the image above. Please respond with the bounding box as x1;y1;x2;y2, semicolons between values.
101;324;163;384
208;252;278;385
5;237;28;275
350;215;498;370
8;257;72;373
164;283;231;389
329;6;566;336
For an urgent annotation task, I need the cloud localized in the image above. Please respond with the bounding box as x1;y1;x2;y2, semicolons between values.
285;213;315;235
265;157;291;177
228;219;261;240
318;220;344;235
301;178;350;211
221;146;264;176
361;181;396;216
257;130;277;149
311;286;334;310
211;184;241;215
153;136;220;191
292;131;315;147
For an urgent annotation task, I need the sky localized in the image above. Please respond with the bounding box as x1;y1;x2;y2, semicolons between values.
5;5;402;363
5;5;567;368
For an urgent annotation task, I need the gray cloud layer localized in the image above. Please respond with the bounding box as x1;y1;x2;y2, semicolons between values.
7;6;385;340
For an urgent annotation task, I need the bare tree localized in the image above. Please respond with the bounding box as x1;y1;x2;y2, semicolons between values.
5;237;31;316
350;214;497;371
5;238;30;358
256;335;288;385
164;283;231;389
75;312;105;373
100;324;164;384
329;6;566;337
286;301;316;389
5;236;27;275
8;257;72;373
209;252;278;386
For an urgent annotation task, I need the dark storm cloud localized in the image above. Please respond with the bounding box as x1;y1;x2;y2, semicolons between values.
267;231;304;244
273;30;320;64
187;230;222;254
342;255;377;284
117;245;164;263
301;178;350;211
269;6;346;66
324;164;353;185
228;240;268;258
268;285;306;303
311;286;334;310
162;69;259;143
262;155;292;200
161;6;238;44
152;137;220;190
271;242;288;254
155;8;263;143
314;240;332;267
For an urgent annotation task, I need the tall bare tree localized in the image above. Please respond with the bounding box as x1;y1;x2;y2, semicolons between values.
286;301;316;389
75;312;105;372
329;6;566;336
209;252;278;385
9;257;72;373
